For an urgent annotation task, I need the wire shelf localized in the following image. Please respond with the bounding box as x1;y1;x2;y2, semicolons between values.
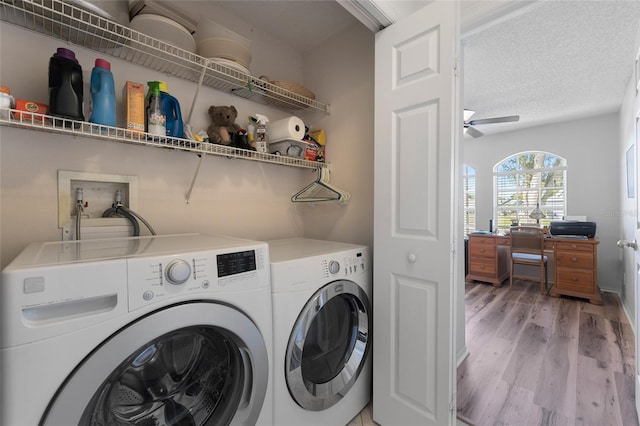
0;109;326;169
0;0;330;114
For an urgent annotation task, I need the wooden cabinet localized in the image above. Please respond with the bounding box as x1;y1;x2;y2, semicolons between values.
549;239;601;305
466;234;509;286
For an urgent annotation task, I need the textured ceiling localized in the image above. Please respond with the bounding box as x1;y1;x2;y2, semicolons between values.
462;0;640;136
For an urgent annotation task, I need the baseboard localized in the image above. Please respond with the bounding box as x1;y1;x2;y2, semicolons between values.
457;345;470;367
456;413;476;425
601;288;636;336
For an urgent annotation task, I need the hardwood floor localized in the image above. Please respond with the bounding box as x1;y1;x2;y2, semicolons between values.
457;279;639;426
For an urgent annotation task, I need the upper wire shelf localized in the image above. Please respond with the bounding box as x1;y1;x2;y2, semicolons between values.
0;0;330;113
0;109;326;169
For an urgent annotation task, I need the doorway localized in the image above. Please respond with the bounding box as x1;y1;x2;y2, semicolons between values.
458;1;640;424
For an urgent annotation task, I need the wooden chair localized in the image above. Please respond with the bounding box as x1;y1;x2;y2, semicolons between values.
509;226;548;294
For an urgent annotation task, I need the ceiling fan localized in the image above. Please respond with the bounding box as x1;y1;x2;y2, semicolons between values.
463;109;520;138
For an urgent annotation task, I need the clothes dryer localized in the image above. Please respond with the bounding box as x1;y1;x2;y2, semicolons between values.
268;238;372;426
1;233;273;426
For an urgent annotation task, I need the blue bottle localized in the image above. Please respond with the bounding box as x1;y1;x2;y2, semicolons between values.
158;81;184;138
89;58;116;126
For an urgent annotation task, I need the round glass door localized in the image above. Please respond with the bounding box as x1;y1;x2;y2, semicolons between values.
285;280;371;411
43;302;268;426
81;326;244;425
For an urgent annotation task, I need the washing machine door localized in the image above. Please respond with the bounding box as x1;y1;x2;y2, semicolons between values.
42;302;268;426
285;279;370;411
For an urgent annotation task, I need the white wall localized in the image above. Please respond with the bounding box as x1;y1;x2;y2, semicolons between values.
464;113;622;292
618;49;640;327
0;17;375;268
300;25;375;248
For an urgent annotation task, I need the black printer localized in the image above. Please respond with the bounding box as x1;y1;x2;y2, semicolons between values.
549;220;596;238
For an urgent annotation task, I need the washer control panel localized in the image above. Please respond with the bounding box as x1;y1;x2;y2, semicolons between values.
127;245;267;311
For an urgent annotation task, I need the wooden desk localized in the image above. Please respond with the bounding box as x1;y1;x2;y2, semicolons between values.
466;233;601;304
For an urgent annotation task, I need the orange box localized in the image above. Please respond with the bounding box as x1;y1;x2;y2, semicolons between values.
124;81;145;132
13;99;47;121
304;144;320;161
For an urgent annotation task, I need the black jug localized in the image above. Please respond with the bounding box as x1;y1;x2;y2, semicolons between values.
49;47;84;124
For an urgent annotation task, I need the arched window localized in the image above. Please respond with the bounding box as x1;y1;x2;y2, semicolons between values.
494;151;566;230
463;164;476;234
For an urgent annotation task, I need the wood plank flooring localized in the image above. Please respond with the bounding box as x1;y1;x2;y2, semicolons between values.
457;279;639;426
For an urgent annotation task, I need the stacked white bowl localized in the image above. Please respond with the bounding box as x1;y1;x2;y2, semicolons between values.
195;19;251;74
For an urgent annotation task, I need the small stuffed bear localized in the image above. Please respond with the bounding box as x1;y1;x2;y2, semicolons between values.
207;105;242;145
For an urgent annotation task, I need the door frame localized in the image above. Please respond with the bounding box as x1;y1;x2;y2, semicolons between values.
634;111;640;419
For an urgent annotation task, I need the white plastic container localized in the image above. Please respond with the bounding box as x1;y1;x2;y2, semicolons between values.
68;0;130;27
195;19;251;68
0;86;16;119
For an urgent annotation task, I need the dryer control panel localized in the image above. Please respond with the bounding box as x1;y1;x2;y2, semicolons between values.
269;240;370;293
127;245;268;311
323;249;368;278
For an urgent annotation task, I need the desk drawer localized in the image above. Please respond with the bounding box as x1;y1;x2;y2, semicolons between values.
555;251;594;269
555;241;594;253
470;236;496;246
469;258;496;276
470;244;496;258
556;268;594;293
496;237;510;246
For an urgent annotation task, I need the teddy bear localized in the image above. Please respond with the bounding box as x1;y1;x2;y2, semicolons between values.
207;105;242;145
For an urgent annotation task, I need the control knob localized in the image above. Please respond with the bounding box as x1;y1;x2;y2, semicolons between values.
328;260;340;274
165;259;191;285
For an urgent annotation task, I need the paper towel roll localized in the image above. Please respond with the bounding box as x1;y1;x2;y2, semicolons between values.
268;116;305;142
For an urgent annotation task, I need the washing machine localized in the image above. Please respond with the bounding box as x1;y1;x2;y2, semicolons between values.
268;238;372;426
1;233;273;425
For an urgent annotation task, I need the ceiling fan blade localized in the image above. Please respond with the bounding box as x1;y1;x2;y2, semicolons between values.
463;109;476;122
468;115;520;126
465;126;484;138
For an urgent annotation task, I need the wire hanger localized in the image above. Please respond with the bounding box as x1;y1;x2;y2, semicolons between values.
291;167;350;203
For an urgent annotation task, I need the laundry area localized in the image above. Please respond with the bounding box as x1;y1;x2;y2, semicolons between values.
0;0;377;425
0;0;374;264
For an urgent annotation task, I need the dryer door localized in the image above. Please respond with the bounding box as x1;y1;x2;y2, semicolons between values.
285;279;371;411
42;302;268;426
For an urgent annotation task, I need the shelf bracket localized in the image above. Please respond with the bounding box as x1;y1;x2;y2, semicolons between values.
185;153;205;204
185;60;210;204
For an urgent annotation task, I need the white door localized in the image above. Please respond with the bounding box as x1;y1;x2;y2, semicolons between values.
373;1;460;425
